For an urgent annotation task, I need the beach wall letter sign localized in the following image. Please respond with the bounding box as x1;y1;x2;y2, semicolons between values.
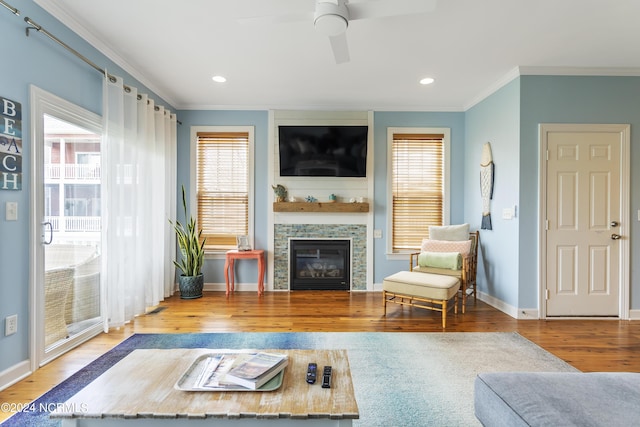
1;96;22;190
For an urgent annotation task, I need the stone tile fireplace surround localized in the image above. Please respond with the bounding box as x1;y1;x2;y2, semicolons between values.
274;224;367;290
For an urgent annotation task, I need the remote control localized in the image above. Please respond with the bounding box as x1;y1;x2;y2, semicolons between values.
306;363;317;384
321;365;332;388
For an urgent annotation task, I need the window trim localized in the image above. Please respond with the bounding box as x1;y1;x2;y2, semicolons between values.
190;126;255;257
385;127;450;260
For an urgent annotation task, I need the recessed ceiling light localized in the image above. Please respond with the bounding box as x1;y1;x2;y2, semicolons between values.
419;77;435;85
212;75;227;83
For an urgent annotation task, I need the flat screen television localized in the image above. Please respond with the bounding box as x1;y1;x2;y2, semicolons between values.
278;125;368;177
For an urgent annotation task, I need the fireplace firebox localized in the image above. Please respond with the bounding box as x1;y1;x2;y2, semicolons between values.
289;239;350;290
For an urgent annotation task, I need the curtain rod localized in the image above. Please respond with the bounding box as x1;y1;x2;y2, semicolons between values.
23;16;181;124
1;0;19;15
24;16;111;79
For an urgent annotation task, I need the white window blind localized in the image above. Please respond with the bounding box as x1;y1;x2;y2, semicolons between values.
197;132;249;249
391;133;444;251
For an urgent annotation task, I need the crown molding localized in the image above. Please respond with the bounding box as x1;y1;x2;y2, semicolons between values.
464;66;640;111
34;0;179;109
463;67;521;111
518;66;640;76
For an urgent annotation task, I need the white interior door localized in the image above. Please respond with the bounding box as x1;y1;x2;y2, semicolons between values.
542;124;629;317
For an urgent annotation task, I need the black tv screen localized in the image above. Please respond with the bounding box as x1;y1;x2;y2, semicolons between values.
278;125;368;177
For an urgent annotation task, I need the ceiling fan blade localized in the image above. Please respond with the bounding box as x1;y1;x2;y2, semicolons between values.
237;12;312;26
348;0;437;21
329;33;350;64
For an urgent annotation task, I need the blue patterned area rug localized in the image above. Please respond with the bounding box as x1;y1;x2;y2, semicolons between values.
3;332;577;427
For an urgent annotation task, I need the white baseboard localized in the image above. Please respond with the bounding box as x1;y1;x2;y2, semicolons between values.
477;292;640;320
475;291;519;319
476;291;540;319
203;282;258;293
0;360;31;392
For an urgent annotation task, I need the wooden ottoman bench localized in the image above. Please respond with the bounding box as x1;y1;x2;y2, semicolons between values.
382;271;460;328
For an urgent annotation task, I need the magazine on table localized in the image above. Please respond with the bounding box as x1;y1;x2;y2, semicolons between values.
188;352;288;390
195;355;240;389
224;352;289;390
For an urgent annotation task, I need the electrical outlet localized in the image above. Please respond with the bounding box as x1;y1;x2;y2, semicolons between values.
5;314;17;336
373;229;382;239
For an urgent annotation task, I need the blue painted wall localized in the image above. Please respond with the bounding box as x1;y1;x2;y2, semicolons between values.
465;79;521;308
466;75;640;312
519;75;640;309
0;1;174;375
372;111;466;283
175;110;269;285
2;0;640;388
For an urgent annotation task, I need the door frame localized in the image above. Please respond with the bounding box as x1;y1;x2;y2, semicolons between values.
538;123;630;319
29;85;104;369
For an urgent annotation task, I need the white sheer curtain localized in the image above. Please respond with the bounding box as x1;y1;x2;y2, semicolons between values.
102;74;176;329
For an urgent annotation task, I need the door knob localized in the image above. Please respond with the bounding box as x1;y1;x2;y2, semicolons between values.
611;221;619;227
611;233;621;240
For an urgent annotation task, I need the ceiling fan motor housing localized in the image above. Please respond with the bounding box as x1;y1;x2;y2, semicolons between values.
314;0;349;36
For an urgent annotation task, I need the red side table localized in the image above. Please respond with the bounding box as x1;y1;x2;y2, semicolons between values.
224;249;265;297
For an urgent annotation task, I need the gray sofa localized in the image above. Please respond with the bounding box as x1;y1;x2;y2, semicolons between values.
474;372;640;426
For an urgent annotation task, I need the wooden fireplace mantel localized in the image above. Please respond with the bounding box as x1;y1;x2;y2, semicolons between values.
273;202;369;213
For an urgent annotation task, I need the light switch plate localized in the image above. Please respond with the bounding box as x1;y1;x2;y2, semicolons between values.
6;202;17;221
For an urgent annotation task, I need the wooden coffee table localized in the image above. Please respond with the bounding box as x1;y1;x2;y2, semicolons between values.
51;349;358;426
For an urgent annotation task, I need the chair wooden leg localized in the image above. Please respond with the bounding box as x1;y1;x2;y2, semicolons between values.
461;281;467;314
382;290;387;316
454;293;458;314
442;299;447;328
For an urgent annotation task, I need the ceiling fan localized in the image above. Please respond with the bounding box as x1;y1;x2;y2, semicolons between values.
242;0;437;64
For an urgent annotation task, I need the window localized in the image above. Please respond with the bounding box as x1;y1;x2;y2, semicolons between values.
387;128;450;254
194;128;254;251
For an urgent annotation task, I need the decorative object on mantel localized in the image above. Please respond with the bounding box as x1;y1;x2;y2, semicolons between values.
170;185;205;299
288;195;297;202
349;197;356;203
480;142;494;230
329;193;337;202
272;184;288;202
305;195;318;202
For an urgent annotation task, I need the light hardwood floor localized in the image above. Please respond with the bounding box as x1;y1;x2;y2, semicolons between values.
1;291;639;422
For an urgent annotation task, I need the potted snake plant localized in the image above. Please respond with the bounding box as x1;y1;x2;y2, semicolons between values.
170;185;206;299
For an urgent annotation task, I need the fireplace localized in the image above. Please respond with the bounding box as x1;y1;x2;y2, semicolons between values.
289;239;350;290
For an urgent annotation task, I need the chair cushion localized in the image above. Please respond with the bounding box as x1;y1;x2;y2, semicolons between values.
418;252;462;270
429;223;469;241
412;265;463;278
421;238;472;256
383;271;460;300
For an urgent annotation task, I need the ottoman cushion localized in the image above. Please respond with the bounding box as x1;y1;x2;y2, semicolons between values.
474;372;640;427
383;271;459;300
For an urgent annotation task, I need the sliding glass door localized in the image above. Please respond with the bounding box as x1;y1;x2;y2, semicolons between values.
31;87;104;366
